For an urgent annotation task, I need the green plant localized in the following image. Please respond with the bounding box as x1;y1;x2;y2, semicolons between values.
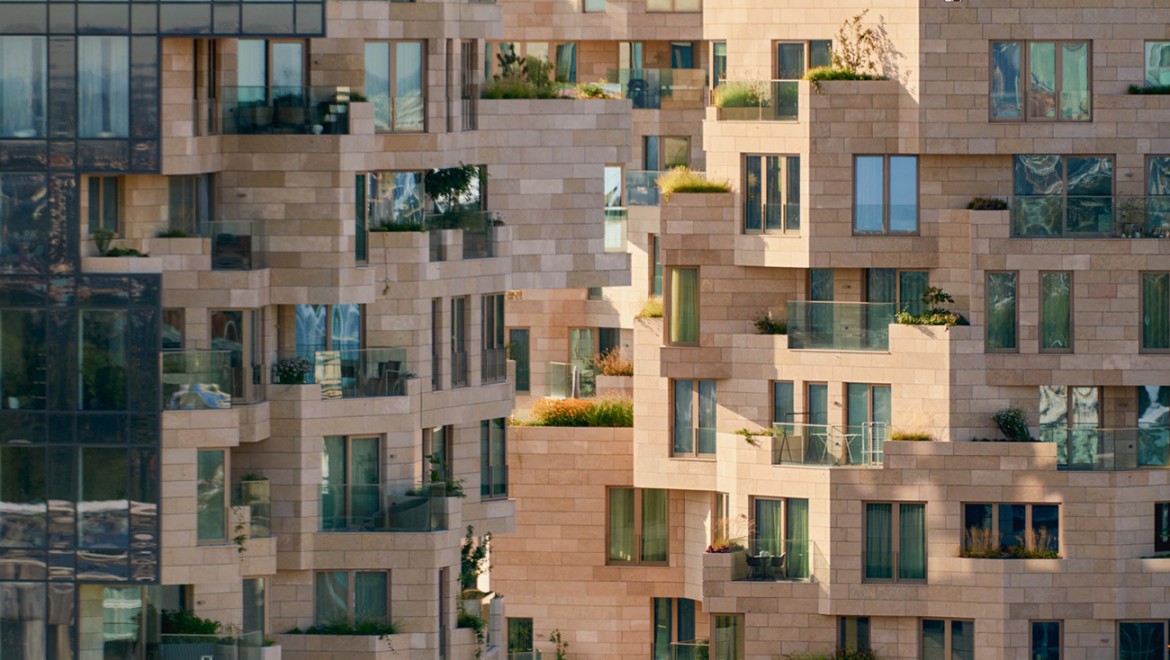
656;167;731;202
831;9;881;76
103;246;149;257
961;525;1000;558
753;312;787;335
966;197;1008;211
419;454;466;497
786;650;878;660
93;230;115;255
240;472;265;482
1129;84;1170;95
458;611;487;660
549;629;569;660
460;525;489;591
233;508;248;554
483;53;561;99
1008;527;1059;559
371;220;426;232
894;286;968;327
637;297;664;319
594;347;633;376
530;398;594;426
992;407;1033;442
585;396;634;427
157;228;189;238
297;618;398;648
713;80;766;108
162;609;223;636
707;512;751;553
888;430;933;441
736;427;773;448
275;356;312;384
574;80;613;99
426;163;481;213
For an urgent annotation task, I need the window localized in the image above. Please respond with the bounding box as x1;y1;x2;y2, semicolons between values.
320;436;380;531
646;0;699;12
921;619;973;660
839;617;870;653
864;502;925;581
651;235;663;297
87;176;119;235
422;425;453;485
1157;503;1170;553
431;299;442;391
652;598;699;660
854;155;918;234
991;41;1090;121
78;36;129;138
668;267;699;345
1142;273;1170;351
1012;155;1114;236
315;571;389;626
80;309;129;411
168;174;214;236
481;418;507;499
712;615;744;660
1147;157;1170;232
711;42;727;87
866;269;928;315
607;487;668;564
775;40;831;79
711;492;728;546
482;294;506;384
509;328;530;392
0;36;46;138
1032;621;1060;660
583;0;604;12
672;380;716;457
0;447;46;548
486;42;577;82
1119;622;1165;660
452;297;468;387
508;618;534;654
587;287;603;301
243;578;266;641
772;381;794;428
365;41;425;133
744;155;800;233
237;39;306;106
645;136;690;171
1146;42;1170;87
1041;272;1073;352
962;503;1059;558
197;449;227;544
846;383;891;463
750;497;809;578
986;272;1018;352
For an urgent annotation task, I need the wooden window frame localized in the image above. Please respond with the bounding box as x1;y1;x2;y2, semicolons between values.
989;40;1092;123
852;154;920;236
605;486;670;566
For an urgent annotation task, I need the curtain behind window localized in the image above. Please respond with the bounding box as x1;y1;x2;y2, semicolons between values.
898;503;926;579
670;268;699;343
672;380;694;454
864;503;892;579
641;489;668;562
78;37;129;138
607;488;634;561
0;37;45;138
786;498;809;578
753;499;782;556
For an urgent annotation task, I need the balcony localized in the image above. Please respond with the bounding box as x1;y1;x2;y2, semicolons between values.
1043;426;1170;470
771;423;885;467
277;348;408;399
603;68;706;109
669;640;708;660
482;347;507;384
1011;195;1170;238
711;80;799;121
626;170;664;206
220;86;352;135
421;211;496;259
319;484;449;532
159;632;265;660
740;538;817;581
162;350;233;410
209;220;262;271
786;301;895;351
604;207;628;252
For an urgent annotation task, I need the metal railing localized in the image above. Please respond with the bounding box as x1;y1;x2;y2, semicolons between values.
604;207;628;252
209;220;262;271
771;422;886;467
220;86;352;135
276;348;408;399
234;480;271;538
319;484;449;532
482;347;507;384
162;350;233;410
1010;195;1170;238
603;68;707;109
786;301;896;351
625;170;664;207
711;80;799;121
1042;425;1170;470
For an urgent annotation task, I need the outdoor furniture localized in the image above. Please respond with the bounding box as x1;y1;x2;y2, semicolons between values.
769;554;786;580
745;554;764;580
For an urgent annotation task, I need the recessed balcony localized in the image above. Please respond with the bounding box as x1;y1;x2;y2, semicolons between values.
220;86;353;135
274;348;408;399
771;422;886;468
319;484;452;532
785;301;895;351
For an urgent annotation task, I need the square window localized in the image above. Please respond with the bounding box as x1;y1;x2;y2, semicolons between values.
991;40;1091;122
672;379;716;457
853;155;918;234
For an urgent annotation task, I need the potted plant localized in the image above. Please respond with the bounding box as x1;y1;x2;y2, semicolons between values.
274;356;312;385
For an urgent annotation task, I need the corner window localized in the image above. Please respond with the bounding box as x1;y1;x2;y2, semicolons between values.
672;379;716;457
78;36;129;138
986;272;1018;352
1142;273;1170;351
864;502;925;581
744;155;800;233
667;267;699;345
315;570;389;626
750;497;809;578
961;503;1059;558
197;449;227;544
922;619;973;660
607;487;668;565
990;41;1090;121
1012;155;1114;237
1031;621;1061;660
1040;272;1072;352
364;41;425;133
853;155;918;234
87;176;120;235
0;36;46;139
480;418;507;500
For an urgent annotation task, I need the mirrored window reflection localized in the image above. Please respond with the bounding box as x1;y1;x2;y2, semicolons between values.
0;309;45;410
0;37;47;139
0;582;45;659
80;310;128;411
78;37;130;138
0;447;46;549
365;41;425;133
79;447;129;550
196;449;226;543
0;173;48;275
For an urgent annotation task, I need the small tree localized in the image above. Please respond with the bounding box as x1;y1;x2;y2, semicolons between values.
460;525;489;591
831;10;881;76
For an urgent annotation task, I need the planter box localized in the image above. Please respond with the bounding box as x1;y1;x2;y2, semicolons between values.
595;374;633;397
703;550;747;582
260;645;281;660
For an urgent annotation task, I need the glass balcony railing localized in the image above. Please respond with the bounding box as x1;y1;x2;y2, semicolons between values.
626;170;664;207
209;221;262;271
483;346;507;384
1010;195;1170;238
771;422;886;467
420;211;496;259
712;80;799;121
670;639;709;660
319;484;448;532
161;350;233;410
742;538;816;580
1042;425;1170;470
604;207;628;252
277;348;408;399
604;68;707;109
234;480;271;538
220;86;353;135
509;653;543;660
786;301;895;351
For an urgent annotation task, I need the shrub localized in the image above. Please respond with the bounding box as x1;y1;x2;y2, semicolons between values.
961;526;1000;558
786;649;877;660
371;221;426;232
594;347;633;376
967;197;1009;211
894;286;969;327
889;430;933;441
157;228;190;238
637;297;664;319
93;230;115;255
656;167;731;202
104;246;149;257
275;356;312;384
162;609;222;636
753;312;787;335
1129;84;1170;95
575;81;613;99
298;618;398;636
1009;527;1058;559
804;66;883;83
482;56;561;100
992;407;1032;441
530;398;594;426
585;396;634;427
713;80;766;108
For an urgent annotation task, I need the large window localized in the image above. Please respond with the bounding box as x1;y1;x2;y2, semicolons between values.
1142;273;1170;351
481;418;507;499
1120;622;1165;660
607;487;668;565
0;37;46;138
853;155;918;234
846;383;891;463
315;571;389;626
672;379;716;457
1146;42;1170;87
168;174;215;236
839;617;870;653
78;36;129;138
922;619;974;660
482;293;506;384
962;503;1059;558
365;41;425;133
750;497;809;578
1012;155;1114;236
1032;621;1061;660
744;155;800;233
486;42;577;82
712;614;744;660
986;272;1018;352
668;267;699;345
197;450;227;544
0;446;46;548
775;40;831;79
991;41;1090;121
1040;272;1073;352
864;502;925;581
652;598;699;660
80;309;129;411
320;435;381;531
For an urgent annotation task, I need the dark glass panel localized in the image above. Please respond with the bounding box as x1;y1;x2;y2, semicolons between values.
129;274;159;307
0;583;46;656
127;308;158;412
998;503;1026;551
0;173;48;276
0;141;48;172
160;4;212;34
0;6;47;33
130;140;158;171
76;414;126;444
79;447;129;550
77;140;130;172
49;5;75;34
77;5;129;32
131;4;157;33
48;278;75;308
242;4;293;33
0;277;46;306
128;448;157;550
80;309;129;411
212;5;240;34
48;550;74;580
48;175;79;272
45;446;73;550
46;583;73;658
0;310;45;411
76;549;128;580
0;446;46;548
130;549;155;581
76;275;130;305
128;415;154;445
48;414;72;444
46;311;77;411
294;4;322;34
48;37;77;140
1014;155;1063;196
130;37;158;140
0;549;46;579
1066;156;1112;196
49;140;75;170
0;413;46;445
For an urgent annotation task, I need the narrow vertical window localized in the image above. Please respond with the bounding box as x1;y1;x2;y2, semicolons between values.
1040;272;1072;352
78;36;129;138
0;36;47;138
986;272;1018;352
197;449;227;543
668;267;699;345
88;177;120;235
509;328;530;392
672;380;716;457
1142;273;1170;351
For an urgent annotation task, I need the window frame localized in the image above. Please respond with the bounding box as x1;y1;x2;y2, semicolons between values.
210;308;264;405
645;136;690;171
314;570;391;626
364;39;427;134
480;417;507;500
605;486;670;566
650;234;663;297
985;271;1019;353
670;378;717;458
989;40;1092;123
1118;621;1167;660
0;36;47;140
1156;502;1170;554
666;266;700;346
1011;154;1116;237
451;297;469;387
852;154;920;235
1141;271;1170;353
1031;620;1061;660
743;153;800;234
1145;42;1170;87
960;502;1060;557
862;501;927;583
748;495;810;578
86;175;121;236
481;293;506;384
1039;271;1073;353
645;0;701;14
839;617;870;653
710;41;727;88
196;449;228;545
773;40;832;80
320;434;383;530
920;619;974;660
